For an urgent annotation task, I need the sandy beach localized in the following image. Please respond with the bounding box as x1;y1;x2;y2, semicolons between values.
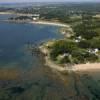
0;12;33;16
3;19;70;28
0;11;69;27
30;21;70;27
46;56;100;72
39;45;100;72
73;63;100;72
45;55;100;72
30;21;73;37
0;12;15;15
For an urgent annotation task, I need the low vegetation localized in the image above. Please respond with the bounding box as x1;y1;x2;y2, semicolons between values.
49;39;98;64
47;14;100;65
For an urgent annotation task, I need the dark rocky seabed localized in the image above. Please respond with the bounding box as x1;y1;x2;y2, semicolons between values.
0;15;100;100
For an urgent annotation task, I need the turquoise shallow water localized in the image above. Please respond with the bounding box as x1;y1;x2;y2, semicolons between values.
0;15;100;100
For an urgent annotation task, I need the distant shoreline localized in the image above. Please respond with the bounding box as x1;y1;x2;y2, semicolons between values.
30;21;70;28
1;18;72;37
0;12;14;15
0;11;70;27
2;20;70;28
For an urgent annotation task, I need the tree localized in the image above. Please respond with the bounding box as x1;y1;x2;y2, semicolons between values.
50;40;77;60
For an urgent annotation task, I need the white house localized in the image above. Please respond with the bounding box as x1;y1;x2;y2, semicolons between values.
75;36;83;43
88;48;99;54
32;14;40;21
94;48;99;53
33;17;37;21
75;39;80;43
77;36;82;40
57;53;69;60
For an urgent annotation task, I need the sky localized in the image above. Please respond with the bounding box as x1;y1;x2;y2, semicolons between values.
0;0;99;3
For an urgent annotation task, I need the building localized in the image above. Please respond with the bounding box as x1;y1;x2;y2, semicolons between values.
32;14;40;21
88;48;99;54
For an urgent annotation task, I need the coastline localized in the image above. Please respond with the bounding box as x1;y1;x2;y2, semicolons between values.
31;20;100;72
36;20;100;73
39;44;100;72
0;12;70;27
2;20;70;27
30;21;70;28
0;12;70;28
73;63;100;72
30;21;73;37
0;12;14;15
1;19;72;37
1;13;99;72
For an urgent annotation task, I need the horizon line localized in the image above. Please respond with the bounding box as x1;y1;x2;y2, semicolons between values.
0;1;100;4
